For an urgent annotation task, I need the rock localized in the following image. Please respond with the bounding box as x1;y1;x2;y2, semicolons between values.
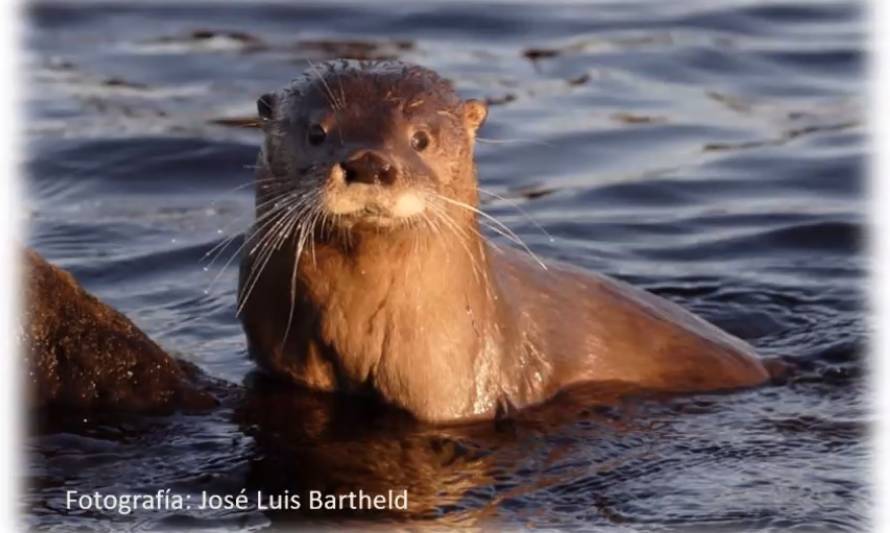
21;249;217;414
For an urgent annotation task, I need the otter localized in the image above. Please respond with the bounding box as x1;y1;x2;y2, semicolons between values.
238;60;769;423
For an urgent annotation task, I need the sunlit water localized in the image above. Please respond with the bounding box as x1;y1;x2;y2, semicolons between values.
24;0;868;530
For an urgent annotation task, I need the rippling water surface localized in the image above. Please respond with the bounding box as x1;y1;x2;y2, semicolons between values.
24;0;868;530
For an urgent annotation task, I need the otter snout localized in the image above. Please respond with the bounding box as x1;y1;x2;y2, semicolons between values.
325;149;425;223
341;150;398;186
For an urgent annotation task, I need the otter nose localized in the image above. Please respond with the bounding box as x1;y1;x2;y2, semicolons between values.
341;151;397;186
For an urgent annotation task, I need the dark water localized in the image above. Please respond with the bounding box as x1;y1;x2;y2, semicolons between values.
23;0;868;530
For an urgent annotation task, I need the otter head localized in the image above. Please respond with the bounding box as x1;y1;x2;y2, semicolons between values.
255;60;488;235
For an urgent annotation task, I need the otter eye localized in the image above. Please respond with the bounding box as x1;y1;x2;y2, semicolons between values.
411;130;430;152
307;123;327;146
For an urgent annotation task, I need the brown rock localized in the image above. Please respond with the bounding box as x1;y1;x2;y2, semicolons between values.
22;249;217;414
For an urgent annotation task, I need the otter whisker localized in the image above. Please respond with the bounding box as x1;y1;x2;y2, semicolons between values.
407;210;425;259
427;207;462;266
206;185;310;266
210;176;281;199
278;188;326;343
205;189;299;270
257;194;319;260
202;175;294;245
426;203;483;284
335;69;348;114
241;186;324;309
280;199;319;347
253;184;312;215
237;192;316;299
307;59;343;111
440;199;543;269
478;187;555;245
429;199;504;257
251;189;321;256
203;186;305;266
237;198;317;315
306;201;325;267
417;210;437;257
200;176;308;261
476;136;555;148
280;236;300;348
320;210;333;243
427;200;512;304
434;194;548;271
428;204;499;304
207;192;306;296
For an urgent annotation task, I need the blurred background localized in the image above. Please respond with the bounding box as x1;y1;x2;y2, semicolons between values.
24;0;867;530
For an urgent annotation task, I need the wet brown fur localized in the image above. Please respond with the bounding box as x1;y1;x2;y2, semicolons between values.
239;60;769;423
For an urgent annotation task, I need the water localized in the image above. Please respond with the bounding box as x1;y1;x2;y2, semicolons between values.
23;0;868;530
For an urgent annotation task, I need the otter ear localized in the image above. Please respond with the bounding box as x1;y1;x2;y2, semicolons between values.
461;99;488;134
257;93;277;121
